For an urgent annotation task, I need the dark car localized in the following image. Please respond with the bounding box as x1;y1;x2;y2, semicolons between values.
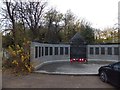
98;62;120;87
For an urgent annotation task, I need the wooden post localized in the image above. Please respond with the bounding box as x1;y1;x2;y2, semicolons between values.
0;33;2;52
118;2;120;43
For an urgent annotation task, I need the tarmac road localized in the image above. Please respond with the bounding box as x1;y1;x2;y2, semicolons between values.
2;72;115;88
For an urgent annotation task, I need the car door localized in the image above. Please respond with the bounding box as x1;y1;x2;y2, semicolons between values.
112;63;120;86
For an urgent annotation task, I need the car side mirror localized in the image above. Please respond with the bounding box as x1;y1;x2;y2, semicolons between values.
108;64;113;69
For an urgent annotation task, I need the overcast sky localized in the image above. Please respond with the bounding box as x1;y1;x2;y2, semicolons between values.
0;0;119;30
48;0;119;30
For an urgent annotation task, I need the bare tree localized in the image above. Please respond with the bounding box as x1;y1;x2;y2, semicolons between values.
44;8;63;43
18;1;47;40
1;0;47;41
2;0;19;44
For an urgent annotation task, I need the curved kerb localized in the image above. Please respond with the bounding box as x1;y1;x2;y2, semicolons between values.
34;70;98;76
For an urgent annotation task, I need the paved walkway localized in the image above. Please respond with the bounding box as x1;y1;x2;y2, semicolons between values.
36;61;114;75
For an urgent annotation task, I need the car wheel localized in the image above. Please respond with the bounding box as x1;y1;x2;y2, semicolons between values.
100;71;108;82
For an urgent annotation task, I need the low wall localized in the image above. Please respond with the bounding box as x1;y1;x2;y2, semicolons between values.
87;45;120;61
30;42;120;69
30;42;70;68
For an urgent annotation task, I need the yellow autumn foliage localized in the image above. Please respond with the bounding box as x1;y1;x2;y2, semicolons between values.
6;39;33;74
